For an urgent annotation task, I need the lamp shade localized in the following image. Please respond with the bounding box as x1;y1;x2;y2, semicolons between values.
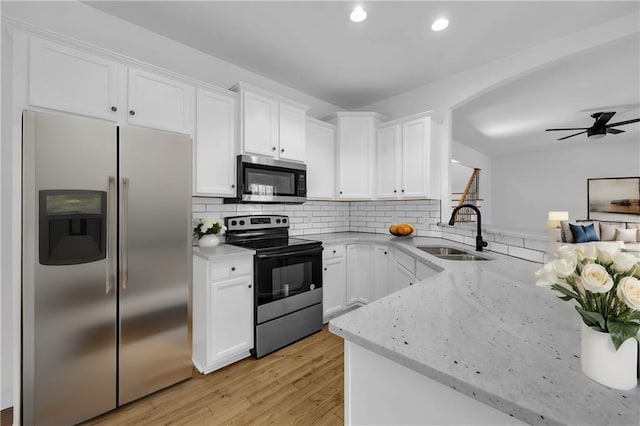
547;211;569;228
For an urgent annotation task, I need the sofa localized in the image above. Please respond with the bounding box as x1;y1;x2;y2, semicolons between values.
559;220;640;253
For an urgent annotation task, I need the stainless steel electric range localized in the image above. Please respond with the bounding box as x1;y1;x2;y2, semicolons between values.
224;215;323;358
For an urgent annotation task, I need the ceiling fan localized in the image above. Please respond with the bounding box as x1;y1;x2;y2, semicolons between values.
545;112;640;141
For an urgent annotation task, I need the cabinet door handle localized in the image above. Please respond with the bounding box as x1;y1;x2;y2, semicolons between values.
333;250;336;254
231;184;235;188
272;146;276;151
401;189;405;193
281;148;285;153
111;106;118;112
231;266;236;271
394;190;397;193
409;282;413;286
248;284;252;288
129;110;135;116
339;191;343;195
384;251;387;255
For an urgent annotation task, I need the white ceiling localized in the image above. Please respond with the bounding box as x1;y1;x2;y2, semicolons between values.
84;1;639;157
86;1;638;109
452;35;640;157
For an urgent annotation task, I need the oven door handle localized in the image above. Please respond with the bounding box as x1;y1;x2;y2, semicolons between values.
255;246;323;260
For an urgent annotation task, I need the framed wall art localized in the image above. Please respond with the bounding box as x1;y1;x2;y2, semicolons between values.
587;177;640;220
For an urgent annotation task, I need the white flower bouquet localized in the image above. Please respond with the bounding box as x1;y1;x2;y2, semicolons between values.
193;218;226;239
536;243;640;349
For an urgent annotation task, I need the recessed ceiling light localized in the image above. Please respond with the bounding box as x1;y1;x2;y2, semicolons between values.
350;6;367;23
431;18;449;32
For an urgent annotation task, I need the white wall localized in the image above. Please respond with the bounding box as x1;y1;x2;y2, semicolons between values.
491;140;640;230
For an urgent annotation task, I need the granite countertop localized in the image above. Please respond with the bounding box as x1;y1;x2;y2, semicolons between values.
193;244;255;260
306;232;640;426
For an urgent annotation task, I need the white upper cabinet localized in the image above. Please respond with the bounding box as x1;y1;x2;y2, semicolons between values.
375;112;442;200
28;36;125;121
242;89;279;157
279;101;306;161
402;116;431;198
194;88;237;196
337;112;383;199
306;118;336;199
127;68;195;135
234;83;308;162
376;124;401;199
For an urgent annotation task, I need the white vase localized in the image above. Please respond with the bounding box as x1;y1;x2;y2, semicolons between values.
198;234;220;248
581;322;638;390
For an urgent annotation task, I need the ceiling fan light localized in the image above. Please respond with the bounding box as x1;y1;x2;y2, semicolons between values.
588;133;605;139
350;6;367;23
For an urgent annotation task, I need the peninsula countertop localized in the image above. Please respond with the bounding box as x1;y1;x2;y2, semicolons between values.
304;232;639;426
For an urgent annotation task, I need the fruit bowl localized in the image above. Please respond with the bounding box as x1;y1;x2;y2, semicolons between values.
389;223;414;237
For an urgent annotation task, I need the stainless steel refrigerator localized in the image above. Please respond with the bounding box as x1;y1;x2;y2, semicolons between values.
22;110;193;425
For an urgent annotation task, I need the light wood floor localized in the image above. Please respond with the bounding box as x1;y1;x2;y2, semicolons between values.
83;325;344;425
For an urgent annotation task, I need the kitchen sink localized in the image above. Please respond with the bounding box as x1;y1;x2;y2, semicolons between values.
416;246;492;261
417;246;467;255
436;254;491;261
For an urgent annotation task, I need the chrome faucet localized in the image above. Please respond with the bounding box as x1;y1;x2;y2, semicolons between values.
448;204;488;252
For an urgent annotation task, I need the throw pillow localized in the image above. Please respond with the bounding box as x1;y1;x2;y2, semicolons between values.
599;223;618;241
627;224;640;241
576;221;600;240
570;223;600;243
560;220;573;243
615;227;637;243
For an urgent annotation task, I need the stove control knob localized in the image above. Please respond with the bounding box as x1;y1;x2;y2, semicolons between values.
231;220;237;226
239;220;245;225
282;218;287;223
276;219;281;224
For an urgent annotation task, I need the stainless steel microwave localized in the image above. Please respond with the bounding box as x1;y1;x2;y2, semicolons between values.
225;155;307;204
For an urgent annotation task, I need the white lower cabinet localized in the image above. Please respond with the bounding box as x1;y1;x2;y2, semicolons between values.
371;245;390;301
389;248;417;294
193;254;253;374
322;242;440;318
346;243;372;305
322;253;347;322
390;261;416;294
416;260;439;281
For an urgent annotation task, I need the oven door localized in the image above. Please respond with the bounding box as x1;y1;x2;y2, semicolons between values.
254;246;322;324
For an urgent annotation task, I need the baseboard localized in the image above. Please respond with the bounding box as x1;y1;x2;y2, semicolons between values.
0;407;13;426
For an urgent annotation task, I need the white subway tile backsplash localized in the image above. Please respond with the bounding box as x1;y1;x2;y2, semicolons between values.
508;246;545;263
193;197;546;263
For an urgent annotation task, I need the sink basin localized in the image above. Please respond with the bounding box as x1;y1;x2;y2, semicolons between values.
417;246;467;255
437;254;491;261
416;246;492;261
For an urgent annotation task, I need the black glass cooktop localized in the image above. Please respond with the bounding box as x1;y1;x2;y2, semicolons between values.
230;237;321;253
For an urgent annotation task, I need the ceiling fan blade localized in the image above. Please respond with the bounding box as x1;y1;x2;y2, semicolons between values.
557;130;587;141
545;128;589;131
593;111;615;127
606;118;640;127
607;128;625;134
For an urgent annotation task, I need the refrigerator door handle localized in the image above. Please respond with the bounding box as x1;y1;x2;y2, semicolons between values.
120;177;130;291
107;176;117;294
